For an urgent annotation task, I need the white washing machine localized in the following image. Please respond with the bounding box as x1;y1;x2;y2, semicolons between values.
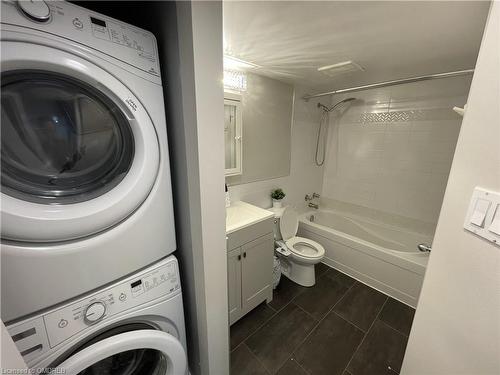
1;0;176;321
6;256;188;375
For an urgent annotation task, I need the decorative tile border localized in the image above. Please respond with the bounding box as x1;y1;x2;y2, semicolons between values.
353;108;457;123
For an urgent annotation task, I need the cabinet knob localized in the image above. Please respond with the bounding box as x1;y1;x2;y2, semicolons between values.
243;252;247;258
237;255;241;261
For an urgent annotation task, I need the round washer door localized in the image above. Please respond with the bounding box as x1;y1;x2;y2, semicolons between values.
0;41;160;242
56;330;187;375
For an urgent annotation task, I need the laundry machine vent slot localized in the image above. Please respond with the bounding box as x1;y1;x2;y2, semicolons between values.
20;344;43;357
12;327;36;342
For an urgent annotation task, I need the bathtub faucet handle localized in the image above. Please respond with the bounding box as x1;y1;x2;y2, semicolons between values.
313;192;321;199
308;202;319;209
305;194;313;201
417;243;432;253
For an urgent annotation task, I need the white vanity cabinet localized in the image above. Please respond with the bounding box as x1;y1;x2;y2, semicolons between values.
226;212;274;325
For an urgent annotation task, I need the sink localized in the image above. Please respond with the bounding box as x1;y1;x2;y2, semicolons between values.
226;201;275;234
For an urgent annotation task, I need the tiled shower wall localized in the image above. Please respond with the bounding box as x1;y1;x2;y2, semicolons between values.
322;76;472;225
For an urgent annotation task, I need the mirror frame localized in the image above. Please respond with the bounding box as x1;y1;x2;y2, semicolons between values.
224;91;243;176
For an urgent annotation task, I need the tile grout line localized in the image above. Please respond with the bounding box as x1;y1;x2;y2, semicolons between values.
234;266;353;374
331;310;367;334
273;265;336;312
235;306;280;351
241;342;273;375
266;274;356;374
280;355;312;375
377;318;411;338
293;301;321;323
287;278;358;372
231;268;326;363
343;296;389;374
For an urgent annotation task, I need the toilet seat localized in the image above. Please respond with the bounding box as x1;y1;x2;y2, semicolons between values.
285;236;325;260
277;206;326;286
279;207;325;260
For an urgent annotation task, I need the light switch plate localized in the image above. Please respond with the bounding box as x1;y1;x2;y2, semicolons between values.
464;187;500;246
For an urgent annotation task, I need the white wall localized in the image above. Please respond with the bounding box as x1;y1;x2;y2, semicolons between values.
190;3;229;374
227;86;324;210
322;76;471;225
142;2;228;374
402;2;499;374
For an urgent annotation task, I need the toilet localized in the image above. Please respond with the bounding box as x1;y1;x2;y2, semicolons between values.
274;207;325;287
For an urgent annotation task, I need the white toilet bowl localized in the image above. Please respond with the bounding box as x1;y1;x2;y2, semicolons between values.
275;207;325;286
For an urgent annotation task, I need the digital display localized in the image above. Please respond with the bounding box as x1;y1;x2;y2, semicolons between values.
131;280;142;288
90;17;106;28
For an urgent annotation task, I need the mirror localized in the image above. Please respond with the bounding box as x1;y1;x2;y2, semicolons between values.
225;72;293;185
224;92;243;176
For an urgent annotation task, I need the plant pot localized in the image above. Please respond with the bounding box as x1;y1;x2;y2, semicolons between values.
272;199;283;208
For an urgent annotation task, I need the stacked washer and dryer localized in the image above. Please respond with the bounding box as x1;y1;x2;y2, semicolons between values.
1;0;188;373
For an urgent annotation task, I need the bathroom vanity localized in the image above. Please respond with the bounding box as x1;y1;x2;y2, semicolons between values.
226;202;275;324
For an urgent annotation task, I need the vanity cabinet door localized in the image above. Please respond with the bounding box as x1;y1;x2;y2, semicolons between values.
228;247;242;324
241;233;274;312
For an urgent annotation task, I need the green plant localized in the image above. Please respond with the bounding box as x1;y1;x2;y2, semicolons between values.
271;188;286;200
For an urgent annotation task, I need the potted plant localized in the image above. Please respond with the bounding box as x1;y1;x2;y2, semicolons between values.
271;188;286;208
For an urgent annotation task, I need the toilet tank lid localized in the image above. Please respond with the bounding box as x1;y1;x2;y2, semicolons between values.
280;207;299;240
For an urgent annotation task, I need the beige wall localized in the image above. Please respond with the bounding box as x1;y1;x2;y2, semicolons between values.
402;2;499;373
322;76;471;225
226;72;293;185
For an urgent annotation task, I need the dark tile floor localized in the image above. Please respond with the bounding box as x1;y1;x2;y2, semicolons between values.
230;263;415;375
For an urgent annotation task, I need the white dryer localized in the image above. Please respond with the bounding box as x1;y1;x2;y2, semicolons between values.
1;0;176;321
6;256;187;375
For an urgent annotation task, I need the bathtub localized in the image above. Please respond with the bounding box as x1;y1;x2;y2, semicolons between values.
298;209;432;307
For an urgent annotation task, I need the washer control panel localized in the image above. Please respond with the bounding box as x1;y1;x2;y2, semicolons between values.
7;257;180;361
1;0;161;79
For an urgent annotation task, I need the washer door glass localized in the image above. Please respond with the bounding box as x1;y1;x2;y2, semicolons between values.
1;70;134;204
55;328;186;375
77;348;167;375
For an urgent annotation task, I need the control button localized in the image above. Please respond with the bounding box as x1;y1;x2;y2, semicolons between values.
72;17;83;29
84;302;106;324
119;293;127;302
58;319;68;329
17;0;51;23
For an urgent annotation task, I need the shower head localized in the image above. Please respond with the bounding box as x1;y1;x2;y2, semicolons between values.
317;97;356;112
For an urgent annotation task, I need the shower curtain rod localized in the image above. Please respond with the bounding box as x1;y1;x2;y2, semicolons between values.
302;69;475;101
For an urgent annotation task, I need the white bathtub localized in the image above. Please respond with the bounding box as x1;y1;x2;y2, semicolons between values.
298;209;431;307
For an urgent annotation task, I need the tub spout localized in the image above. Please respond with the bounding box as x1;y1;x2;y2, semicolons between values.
308;202;319;209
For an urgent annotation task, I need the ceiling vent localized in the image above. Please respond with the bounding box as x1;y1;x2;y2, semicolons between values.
318;61;364;77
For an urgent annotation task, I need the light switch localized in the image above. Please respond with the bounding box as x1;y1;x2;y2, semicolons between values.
488;204;500;235
464;187;500;246
470;198;491;227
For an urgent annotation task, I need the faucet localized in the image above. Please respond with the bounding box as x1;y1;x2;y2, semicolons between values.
308;202;319;209
305;193;321;201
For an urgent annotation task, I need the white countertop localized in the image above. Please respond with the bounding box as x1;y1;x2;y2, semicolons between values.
226;201;275;234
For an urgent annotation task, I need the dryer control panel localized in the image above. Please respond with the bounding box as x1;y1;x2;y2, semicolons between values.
1;0;161;79
7;256;181;365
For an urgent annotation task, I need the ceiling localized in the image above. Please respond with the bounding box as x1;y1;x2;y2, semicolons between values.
223;1;490;93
